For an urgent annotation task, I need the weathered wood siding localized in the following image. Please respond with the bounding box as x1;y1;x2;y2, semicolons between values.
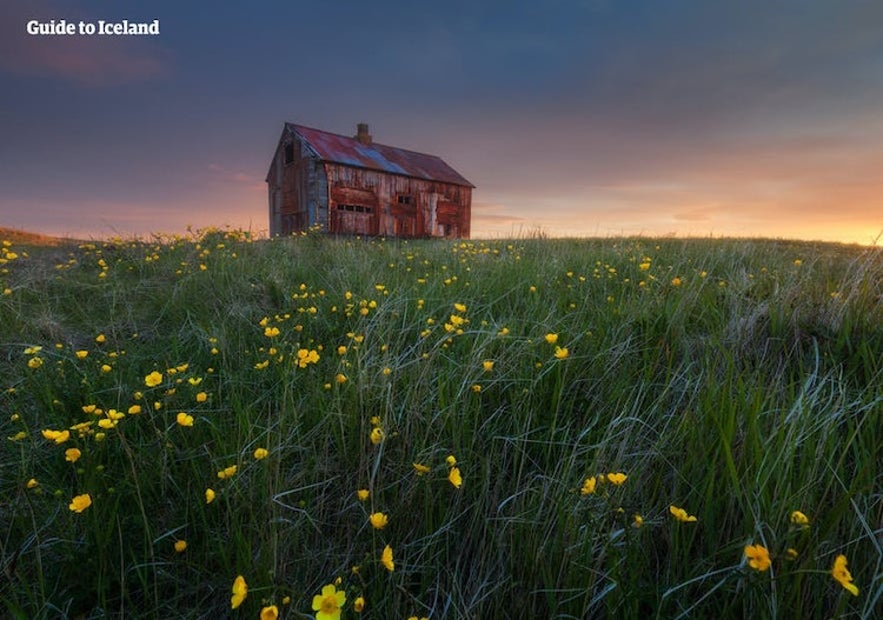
323;163;471;238
267;135;328;236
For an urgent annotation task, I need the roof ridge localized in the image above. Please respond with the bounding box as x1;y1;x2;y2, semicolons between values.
287;122;447;161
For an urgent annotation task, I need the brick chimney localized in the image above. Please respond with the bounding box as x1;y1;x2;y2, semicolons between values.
355;123;372;145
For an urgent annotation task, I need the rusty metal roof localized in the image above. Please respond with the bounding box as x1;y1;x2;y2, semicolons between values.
286;123;474;187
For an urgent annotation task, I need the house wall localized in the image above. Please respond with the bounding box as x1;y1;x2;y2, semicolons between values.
323;164;471;238
267;133;328;236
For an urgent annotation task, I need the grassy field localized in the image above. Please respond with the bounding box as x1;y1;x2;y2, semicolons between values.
1;229;880;619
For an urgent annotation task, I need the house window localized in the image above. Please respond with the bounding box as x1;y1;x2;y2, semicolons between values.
283;143;294;165
337;204;373;214
397;194;413;205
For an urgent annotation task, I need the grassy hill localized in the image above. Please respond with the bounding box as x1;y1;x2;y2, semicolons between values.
1;229;880;618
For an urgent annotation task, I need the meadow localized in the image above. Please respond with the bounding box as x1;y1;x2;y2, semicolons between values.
1;229;880;619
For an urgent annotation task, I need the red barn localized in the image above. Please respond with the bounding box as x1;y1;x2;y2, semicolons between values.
266;123;474;238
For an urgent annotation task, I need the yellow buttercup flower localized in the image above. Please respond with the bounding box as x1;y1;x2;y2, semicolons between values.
448;467;463;489
554;346;569;359
174;540;187;553
42;429;70;444
312;583;346;620
69;493;92;513
580;476;597;495
370;427;385;445
356;488;369;501
831;554;859;596
790;510;809;527
413;463;430;475
144;371;163;387
606;472;627;485
253;447;269;460
205;488;216;504
353;596;365;612
369;512;388;530
633;514;644;528
217;465;237;480
176;412;194;427
544;333;558;344
230;575;247;609
381;544;395;572
64;448;82;463
260;605;278;620
263;326;280;337
482;360;494;372
744;544;771;572
446;455;457;467
669;505;698;522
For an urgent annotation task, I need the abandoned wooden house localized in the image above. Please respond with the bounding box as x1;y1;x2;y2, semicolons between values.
266;122;473;238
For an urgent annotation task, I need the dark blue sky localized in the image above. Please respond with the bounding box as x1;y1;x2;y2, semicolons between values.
2;0;882;243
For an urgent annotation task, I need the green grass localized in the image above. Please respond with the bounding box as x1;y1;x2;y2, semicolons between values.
1;230;880;619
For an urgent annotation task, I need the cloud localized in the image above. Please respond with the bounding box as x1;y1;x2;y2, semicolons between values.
207;164;265;192
0;1;168;84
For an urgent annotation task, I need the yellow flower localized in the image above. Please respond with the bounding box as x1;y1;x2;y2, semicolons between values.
95;334;106;343
42;429;70;444
453;302;467;313
64;448;82;463
69;493;92;513
264;326;280;338
174;540;187;553
790;510;809;527
413;463;430;476
831;554;859;596
337;345;347;355
75;350;89;359
27;357;43;369
448;467;463;489
217;465;237;480
353;596;365;612
253;447;269;460
259;605;279;620
446;455;457;467
128;404;142;415
100;364;112;373
785;548;799;560
544;333;558;345
744;544;771;572
482;360;494;372
356;488;370;501
144;371;163;387
669;505;698;522
369;512;388;530
176;412;194;427
671;277;682;286
370;427;385;445
195;392;208;403
633;514;643;528
231;575;247;609
606;472;627;485
335;373;348;384
554;346;569;359
205;488;216;504
381;544;395;572
580;476;597;495
312;583;346;620
26;478;39;489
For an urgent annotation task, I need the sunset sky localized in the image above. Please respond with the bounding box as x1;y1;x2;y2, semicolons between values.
2;0;881;244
